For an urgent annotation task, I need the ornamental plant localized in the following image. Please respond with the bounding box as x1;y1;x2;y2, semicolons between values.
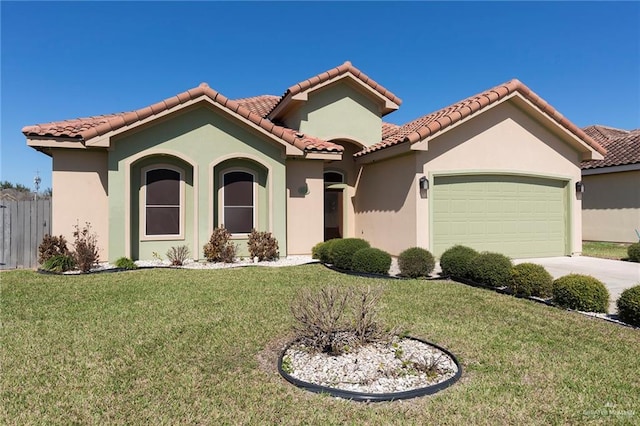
628;243;640;263
439;245;478;279
291;285;394;355
167;245;190;266
247;229;279;261
329;238;370;270
508;263;554;298
204;226;237;263
616;284;640;326
38;234;70;265
552;274;609;313
351;247;392;275
468;252;513;288
72;222;100;273
398;247;435;278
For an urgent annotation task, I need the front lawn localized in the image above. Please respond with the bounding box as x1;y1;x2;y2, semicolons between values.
582;241;631;260
2;265;639;424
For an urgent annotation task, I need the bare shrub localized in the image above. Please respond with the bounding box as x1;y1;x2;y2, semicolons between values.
167;245;190;266
203;227;237;263
291;285;394;355
72;222;100;272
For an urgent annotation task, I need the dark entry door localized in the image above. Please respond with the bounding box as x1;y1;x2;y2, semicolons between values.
324;189;343;240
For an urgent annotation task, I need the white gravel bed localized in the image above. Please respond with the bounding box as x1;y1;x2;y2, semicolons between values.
60;256;318;273
282;338;458;394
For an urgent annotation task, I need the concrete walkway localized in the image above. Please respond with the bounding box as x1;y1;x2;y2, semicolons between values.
515;256;640;314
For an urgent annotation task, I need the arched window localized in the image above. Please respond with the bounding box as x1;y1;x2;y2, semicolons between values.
324;171;344;184
222;170;255;234
143;166;183;237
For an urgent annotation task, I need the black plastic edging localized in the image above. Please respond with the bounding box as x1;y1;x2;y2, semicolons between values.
278;336;462;402
322;263;440;281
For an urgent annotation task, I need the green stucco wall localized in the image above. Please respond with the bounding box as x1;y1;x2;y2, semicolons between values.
107;104;287;261
284;81;382;146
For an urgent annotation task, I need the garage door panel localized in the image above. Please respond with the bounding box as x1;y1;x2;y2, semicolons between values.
433;175;568;258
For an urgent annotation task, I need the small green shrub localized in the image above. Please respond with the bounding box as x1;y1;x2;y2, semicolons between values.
248;229;279;261
439;245;479;278
312;241;326;260
167;245;190;266
398;247;435;278
203;227;237;263
329;238;370;270
114;257;137;270
38;234;70;265
508;263;553;298
468;252;513;287
313;239;339;264
552;274;610;313
42;254;75;273
617;285;640;326
72;222;100;273
351;248;392;275
628;243;640;262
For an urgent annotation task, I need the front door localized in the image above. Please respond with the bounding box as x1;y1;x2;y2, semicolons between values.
324;189;343;240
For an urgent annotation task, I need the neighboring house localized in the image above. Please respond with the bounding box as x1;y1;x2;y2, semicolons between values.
23;61;605;261
581;125;640;243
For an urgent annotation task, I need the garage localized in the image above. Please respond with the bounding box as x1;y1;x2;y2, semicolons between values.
432;174;569;258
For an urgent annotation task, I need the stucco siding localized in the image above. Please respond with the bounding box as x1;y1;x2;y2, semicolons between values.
582;170;640;243
51;149;109;260
284;81;382;146
415;101;583;255
108;105;287;261
286;159;324;254
354;154;419;256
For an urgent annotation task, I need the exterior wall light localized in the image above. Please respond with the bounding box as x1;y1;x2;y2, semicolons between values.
575;181;585;193
419;176;429;191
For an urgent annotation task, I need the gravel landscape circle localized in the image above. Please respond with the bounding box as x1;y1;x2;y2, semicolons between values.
278;336;462;402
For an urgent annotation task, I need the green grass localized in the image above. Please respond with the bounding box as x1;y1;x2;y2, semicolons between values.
2;265;639;424
582;241;631;260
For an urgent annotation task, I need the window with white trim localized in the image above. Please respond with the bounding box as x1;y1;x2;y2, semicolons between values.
222;170;255;234
143;167;183;237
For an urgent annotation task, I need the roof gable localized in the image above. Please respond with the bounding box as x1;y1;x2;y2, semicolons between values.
267;61;401;120
23;85;343;156
356;79;606;161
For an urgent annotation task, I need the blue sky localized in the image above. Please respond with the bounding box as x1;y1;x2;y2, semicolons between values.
2;1;639;191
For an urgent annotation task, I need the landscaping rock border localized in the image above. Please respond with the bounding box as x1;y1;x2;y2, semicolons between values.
277;336;462;402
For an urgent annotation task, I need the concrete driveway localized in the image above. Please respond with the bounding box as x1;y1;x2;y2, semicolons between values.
515;256;640;314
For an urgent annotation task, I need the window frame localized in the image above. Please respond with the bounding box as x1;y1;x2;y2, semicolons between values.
140;164;186;241
219;168;257;237
324;170;345;185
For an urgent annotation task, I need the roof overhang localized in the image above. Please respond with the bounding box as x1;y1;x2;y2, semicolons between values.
407;93;605;161
582;163;640;175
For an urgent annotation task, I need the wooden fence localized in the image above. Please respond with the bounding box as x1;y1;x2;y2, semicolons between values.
0;199;51;269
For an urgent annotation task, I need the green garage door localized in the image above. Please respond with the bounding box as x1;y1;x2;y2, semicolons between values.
432;175;568;258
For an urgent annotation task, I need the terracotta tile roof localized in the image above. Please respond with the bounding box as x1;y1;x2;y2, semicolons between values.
23;85;342;153
356;79;606;158
235;95;280;117
582;125;632;144
381;122;400;139
267;61;402;117
581;125;640;169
